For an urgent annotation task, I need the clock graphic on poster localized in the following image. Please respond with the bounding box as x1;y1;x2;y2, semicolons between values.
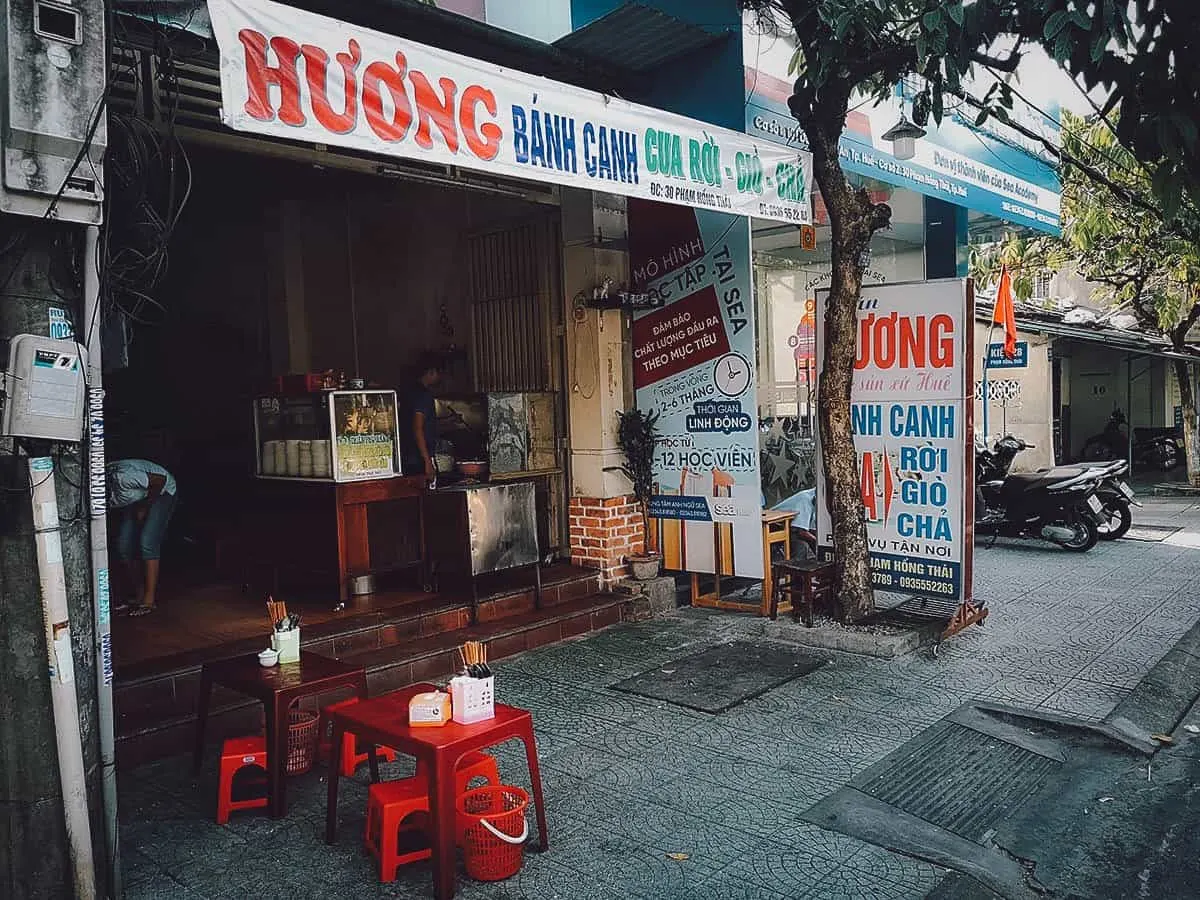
714;353;752;397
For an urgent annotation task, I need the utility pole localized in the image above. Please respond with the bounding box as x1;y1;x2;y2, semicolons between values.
0;222;105;899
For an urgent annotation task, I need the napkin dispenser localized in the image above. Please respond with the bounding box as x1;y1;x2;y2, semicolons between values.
408;690;451;727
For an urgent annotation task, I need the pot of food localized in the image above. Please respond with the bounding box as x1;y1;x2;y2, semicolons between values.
458;460;489;480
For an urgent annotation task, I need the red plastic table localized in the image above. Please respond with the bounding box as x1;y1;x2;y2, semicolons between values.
323;683;550;900
193;651;369;818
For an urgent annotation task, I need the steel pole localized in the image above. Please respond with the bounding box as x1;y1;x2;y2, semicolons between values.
83;224;121;898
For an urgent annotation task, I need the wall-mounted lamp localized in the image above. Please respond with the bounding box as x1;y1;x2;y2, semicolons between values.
881;114;927;162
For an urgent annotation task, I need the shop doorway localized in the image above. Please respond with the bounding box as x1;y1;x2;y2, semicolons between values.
103;140;572;675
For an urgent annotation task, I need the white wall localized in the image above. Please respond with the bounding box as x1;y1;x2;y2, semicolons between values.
972;324;1055;470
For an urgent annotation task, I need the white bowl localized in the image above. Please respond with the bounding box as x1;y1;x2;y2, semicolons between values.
258;648;279;667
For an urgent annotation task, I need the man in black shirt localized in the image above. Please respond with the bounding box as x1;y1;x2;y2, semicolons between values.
401;353;443;482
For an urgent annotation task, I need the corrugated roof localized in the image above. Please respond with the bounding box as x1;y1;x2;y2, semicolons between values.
554;3;729;73
976;296;1200;361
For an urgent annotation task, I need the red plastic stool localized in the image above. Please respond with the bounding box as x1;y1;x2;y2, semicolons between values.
318;697;398;777
416;751;501;839
416;750;501;797
365;778;431;883
216;736;268;824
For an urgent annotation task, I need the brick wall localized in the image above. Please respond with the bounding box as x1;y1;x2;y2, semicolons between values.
569;495;645;584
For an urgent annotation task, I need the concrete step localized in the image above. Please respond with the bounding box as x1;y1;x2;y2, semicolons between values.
115;586;624;769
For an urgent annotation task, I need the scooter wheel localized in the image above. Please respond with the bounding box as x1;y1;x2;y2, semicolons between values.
1053;516;1099;552
1097;499;1132;540
1155;444;1183;472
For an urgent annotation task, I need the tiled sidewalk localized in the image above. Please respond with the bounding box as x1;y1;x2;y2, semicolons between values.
121;499;1200;899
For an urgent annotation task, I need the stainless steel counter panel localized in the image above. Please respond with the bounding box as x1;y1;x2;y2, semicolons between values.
425;481;539;577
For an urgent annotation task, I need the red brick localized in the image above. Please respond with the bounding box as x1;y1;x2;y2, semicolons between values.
560;612;592;639
524;622;562;651
487;633;527;661
592;604;623;629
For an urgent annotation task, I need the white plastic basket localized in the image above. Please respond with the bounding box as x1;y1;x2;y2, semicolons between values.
450;675;495;725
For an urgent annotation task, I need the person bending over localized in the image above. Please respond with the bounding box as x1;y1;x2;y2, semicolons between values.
107;458;177;616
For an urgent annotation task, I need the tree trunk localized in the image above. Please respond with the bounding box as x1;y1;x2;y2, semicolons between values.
802;119;891;622
1172;359;1200;486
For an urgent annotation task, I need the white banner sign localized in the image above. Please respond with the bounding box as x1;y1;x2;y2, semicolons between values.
815;279;974;603
207;0;812;224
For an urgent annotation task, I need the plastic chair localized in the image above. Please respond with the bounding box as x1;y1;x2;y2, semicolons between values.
318;697;397;776
216;736;268;824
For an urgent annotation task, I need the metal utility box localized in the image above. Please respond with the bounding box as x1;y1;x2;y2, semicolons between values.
0;0;107;222
425;482;539;577
424;481;542;616
2;334;86;441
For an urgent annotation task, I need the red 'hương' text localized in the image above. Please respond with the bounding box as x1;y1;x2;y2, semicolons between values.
237;30;503;161
854;312;954;370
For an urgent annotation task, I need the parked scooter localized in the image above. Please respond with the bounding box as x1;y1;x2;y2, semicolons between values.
974;437;1107;551
978;435;1140;540
1080;409;1182;471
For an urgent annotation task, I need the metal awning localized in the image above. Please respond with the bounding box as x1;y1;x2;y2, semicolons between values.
554;2;730;73
976;301;1200;361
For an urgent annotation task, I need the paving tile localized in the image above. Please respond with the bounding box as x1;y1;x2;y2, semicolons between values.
118;521;1200;900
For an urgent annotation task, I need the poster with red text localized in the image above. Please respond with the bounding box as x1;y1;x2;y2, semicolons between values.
629;200;763;580
815;279;974;602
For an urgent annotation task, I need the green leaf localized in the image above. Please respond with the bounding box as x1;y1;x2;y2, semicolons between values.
1091;32;1106;63
946;3;964;26
1053;31;1075;64
912;91;930;127
932;89;944;126
922;9;942;31
974;107;991;127
787;47;805;76
944;57;961;93
1044;10;1071;40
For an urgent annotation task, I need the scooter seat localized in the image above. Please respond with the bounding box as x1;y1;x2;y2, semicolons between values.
1004;468;1089;490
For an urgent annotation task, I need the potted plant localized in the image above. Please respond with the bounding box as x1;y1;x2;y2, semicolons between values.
614;407;662;580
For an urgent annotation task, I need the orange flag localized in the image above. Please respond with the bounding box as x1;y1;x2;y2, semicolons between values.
993;265;1018;360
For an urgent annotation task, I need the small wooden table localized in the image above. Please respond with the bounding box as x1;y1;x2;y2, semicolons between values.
193;651;368;818
691;509;794;614
324;683;550;900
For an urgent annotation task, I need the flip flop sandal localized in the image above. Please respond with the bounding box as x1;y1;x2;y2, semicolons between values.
129;605;157;617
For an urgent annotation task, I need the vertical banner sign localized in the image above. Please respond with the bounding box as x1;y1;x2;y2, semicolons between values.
629;200;763;579
816;279;974;602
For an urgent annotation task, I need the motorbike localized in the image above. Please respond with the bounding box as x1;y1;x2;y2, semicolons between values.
978;435;1140;540
974;437;1107;551
1081;409;1182;472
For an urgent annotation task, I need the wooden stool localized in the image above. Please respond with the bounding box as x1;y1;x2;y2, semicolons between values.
216;736;269;824
770;559;836;625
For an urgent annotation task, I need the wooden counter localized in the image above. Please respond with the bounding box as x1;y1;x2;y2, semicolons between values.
251;475;427;604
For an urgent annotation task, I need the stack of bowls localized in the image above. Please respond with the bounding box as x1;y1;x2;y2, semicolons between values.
262;441;279;475
312;440;332;479
284;440;302;476
298;440;314;477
